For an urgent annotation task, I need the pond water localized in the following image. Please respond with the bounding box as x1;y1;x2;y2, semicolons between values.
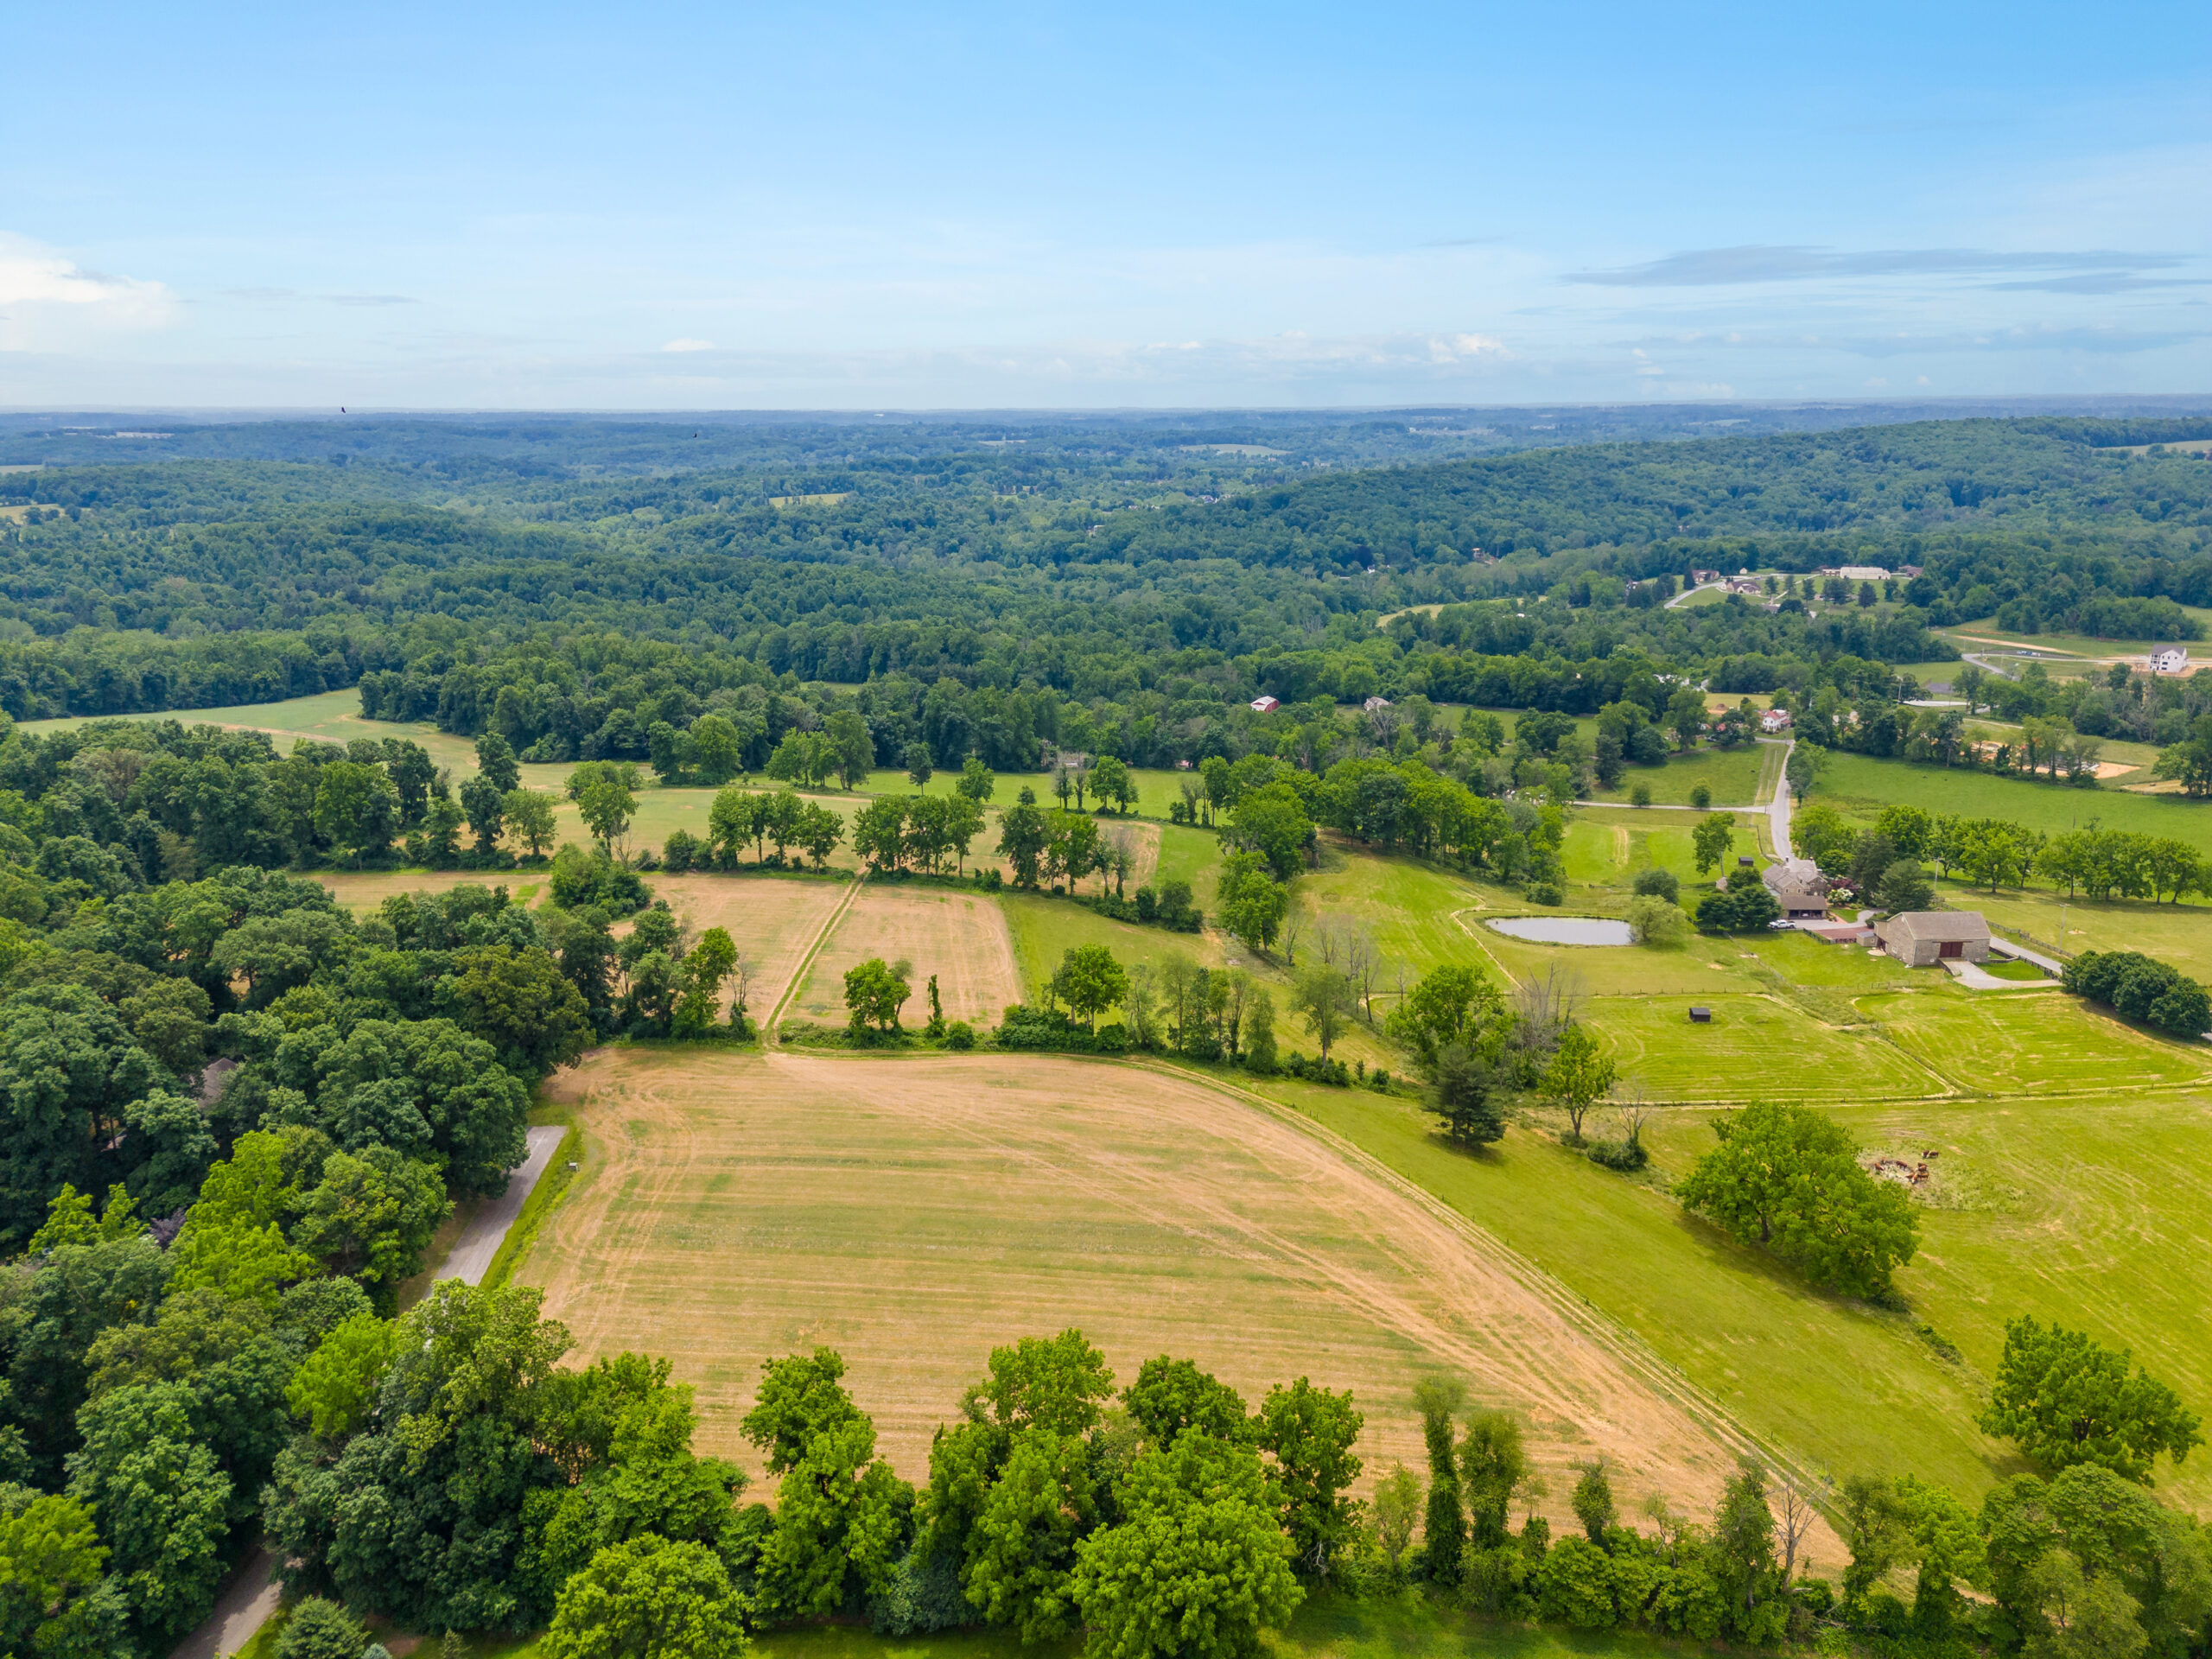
1487;916;1634;946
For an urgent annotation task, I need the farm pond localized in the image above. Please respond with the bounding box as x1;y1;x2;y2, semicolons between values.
1488;916;1634;946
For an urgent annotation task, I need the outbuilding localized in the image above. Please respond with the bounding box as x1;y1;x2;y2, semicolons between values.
1872;910;1993;967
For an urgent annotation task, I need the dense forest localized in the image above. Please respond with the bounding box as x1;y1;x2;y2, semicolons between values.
0;413;2209;737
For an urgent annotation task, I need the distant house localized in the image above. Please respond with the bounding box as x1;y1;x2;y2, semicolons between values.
1873;911;1992;966
1758;709;1793;734
1897;564;1923;579
1052;750;1092;772
1723;578;1763;595
1836;564;1890;582
1690;569;1719;584
1362;696;1393;713
1761;857;1830;920
2152;647;2190;675
1174;759;1194;771
1249;696;1281;713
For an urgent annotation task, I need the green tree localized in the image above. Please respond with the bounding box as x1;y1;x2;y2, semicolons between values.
956;756;995;803
1412;1377;1465;1584
1875;858;1934;913
1258;1378;1363;1574
504;788;559;859
1090;755;1136;815
1072;1431;1301;1659
996;801;1050;887
1425;1042;1502;1145
1539;1022;1616;1143
904;741;934;789
962;1427;1096;1642
1676;1103;1918;1296
287;1312;401;1440
1783;741;1827;804
688;715;745;786
314;761;402;867
825;709;874;790
1571;1460;1617;1545
1691;811;1737;875
1290;963;1354;1059
475;731;522;793
1049;944;1128;1031
1979;1317;2202;1483
293;1146;452;1301
1707;1459;1789;1643
441;944;594;1077
1664;685;1707;751
0;1490;114;1659
1536;1534;1617;1627
842;958;911;1035
544;1535;752;1659
1124;1357;1250;1450
459;774;506;854
1241;988;1278;1076
66;1382;232;1649
1217;857;1288;956
569;762;642;853
277;1597;372;1659
1385;963;1502;1069
672;928;738;1039
1370;1465;1423;1575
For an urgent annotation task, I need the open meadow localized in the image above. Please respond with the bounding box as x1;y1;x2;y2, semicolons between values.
519;1047;1789;1532
1812;751;2212;854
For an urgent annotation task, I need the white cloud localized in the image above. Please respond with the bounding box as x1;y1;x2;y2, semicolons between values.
660;337;715;353
0;235;172;321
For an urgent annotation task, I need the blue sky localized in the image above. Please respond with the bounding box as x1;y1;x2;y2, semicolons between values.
3;2;2207;408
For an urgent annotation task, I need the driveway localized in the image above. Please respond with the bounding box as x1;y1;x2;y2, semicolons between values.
442;1124;567;1286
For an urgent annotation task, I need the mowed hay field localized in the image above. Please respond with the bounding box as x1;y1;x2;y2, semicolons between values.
791;885;1021;1026
315;868;549;914
523;1048;1791;1532
1858;988;2212;1095
647;874;852;1020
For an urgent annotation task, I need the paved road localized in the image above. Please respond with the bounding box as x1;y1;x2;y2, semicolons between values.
1760;735;1794;859
443;1124;568;1286
166;1125;568;1659
170;1548;279;1659
1665;581;1724;609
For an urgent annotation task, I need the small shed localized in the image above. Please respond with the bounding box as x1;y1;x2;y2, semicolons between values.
1872;910;1993;967
1688;1007;1713;1024
1250;696;1281;713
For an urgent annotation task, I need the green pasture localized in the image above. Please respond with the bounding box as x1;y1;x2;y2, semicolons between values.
1586;742;1768;808
1269;1081;2006;1503
1000;891;1230;998
1735;930;1919;991
1583;994;1942;1103
1858;987;2212;1095
1635;1089;2212;1511
1812;751;2212;855
1559;812;1762;896
1954;882;2212;974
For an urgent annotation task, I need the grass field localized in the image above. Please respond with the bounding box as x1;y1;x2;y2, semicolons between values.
313;868;547;914
1857;988;2212;1095
1635;1089;2212;1511
1271;1080;2005;1504
1586;744;1767;808
1582;994;1944;1103
1812;751;2212;854
791;885;1020;1026
521;1048;1762;1525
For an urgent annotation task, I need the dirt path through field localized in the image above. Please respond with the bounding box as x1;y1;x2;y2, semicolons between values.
646;874;854;1022
527;1049;1834;1552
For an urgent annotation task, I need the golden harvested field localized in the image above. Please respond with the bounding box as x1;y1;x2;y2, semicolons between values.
646;874;853;1022
523;1048;1809;1535
315;869;548;914
791;886;1020;1026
